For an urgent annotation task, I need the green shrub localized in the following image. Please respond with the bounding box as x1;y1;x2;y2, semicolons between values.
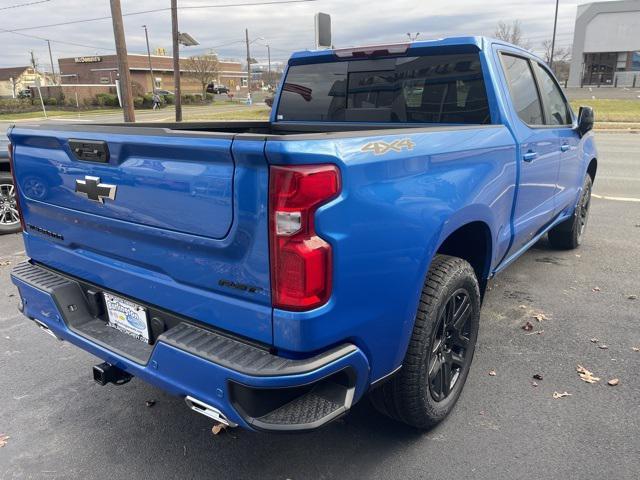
163;94;174;105
95;93;119;107
133;96;144;108
43;97;58;106
182;94;195;104
205;93;214;102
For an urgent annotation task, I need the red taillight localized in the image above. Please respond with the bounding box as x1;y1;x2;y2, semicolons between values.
7;143;26;231
269;164;340;311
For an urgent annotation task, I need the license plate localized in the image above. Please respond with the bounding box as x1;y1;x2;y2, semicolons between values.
103;293;150;343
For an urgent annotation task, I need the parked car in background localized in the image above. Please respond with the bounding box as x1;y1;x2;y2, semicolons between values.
0;137;21;234
17;89;32;99
206;84;229;94
8;36;596;433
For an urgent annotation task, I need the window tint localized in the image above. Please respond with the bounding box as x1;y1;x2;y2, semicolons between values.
501;54;543;125
276;53;490;124
533;63;572;125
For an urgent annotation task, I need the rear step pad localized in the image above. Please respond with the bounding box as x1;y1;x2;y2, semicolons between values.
250;381;352;431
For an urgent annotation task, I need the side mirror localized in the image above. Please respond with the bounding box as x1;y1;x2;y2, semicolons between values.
577;106;594;137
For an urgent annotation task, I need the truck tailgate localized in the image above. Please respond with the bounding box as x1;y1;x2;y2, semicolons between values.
9;125;272;343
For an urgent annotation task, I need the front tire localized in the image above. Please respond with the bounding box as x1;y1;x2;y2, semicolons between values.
548;174;592;250
370;254;480;429
0;172;21;234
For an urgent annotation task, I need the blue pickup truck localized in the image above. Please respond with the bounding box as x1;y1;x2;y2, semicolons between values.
8;36;596;432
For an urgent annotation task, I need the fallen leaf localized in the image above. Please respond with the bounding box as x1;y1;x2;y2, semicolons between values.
598;344;608;350
553;391;572;399
533;313;549;322
532;381;538;387
0;435;8;448
522;321;534;331
519;305;527;309
575;254;581;258
577;364;600;384
488;370;497;376
211;423;226;435
628;295;637;300
0;261;11;267
533;373;543;380
590;338;599;343
145;400;156;408
607;378;619;386
632;347;639;352
592;287;601;292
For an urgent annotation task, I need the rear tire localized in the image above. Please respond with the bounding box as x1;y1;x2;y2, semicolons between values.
0;172;21;234
370;254;480;429
548;174;592;250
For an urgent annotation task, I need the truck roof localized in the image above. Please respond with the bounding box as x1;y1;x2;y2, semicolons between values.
288;36;538;65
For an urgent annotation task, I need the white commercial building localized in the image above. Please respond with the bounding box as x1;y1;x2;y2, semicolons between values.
568;0;640;86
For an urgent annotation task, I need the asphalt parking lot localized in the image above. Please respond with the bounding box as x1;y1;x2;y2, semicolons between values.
0;133;638;480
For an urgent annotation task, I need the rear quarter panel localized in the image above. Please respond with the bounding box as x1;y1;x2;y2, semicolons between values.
266;126;516;380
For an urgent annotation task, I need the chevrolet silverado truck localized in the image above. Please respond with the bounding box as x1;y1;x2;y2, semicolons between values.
1;136;21;234
8;37;596;432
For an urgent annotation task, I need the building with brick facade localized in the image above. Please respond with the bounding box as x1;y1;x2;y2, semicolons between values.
58;54;246;94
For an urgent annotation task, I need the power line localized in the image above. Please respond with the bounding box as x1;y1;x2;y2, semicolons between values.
0;0;50;10
2;0;319;33
0;26;116;52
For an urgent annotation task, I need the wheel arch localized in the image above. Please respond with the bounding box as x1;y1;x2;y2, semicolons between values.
587;157;597;182
435;220;493;296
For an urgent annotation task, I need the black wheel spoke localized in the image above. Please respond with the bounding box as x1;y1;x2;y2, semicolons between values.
427;287;475;403
440;360;451;397
428;354;441;381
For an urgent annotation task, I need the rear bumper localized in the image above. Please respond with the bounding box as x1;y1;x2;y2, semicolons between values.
11;261;370;432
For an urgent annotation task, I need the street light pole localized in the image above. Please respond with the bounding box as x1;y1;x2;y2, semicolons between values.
142;25;156;94
245;28;252;95
171;0;182;121
550;0;560;71
266;43;271;87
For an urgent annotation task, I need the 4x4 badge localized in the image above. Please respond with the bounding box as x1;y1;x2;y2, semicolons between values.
75;176;117;203
361;138;415;155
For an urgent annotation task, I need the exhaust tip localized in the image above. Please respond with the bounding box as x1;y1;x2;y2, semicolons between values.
185;396;236;427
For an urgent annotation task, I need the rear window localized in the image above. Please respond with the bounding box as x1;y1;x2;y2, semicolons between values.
276;53;490;124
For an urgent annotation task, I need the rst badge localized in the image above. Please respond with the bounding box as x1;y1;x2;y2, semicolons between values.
361;138;415;155
75;176;117;203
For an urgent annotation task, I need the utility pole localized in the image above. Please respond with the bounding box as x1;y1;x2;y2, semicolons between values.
171;0;182;121
110;0;135;122
245;28;252;95
30;51;47;118
142;25;156;94
46;40;56;85
549;0;560;72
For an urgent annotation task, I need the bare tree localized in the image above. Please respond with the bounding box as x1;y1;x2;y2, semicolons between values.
541;39;571;64
541;40;572;81
184;54;219;98
494;20;530;49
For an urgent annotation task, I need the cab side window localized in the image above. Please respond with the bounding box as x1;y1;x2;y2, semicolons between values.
533;63;572;125
501;54;544;125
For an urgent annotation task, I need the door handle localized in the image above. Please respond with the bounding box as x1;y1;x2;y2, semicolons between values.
560;144;570;152
523;151;538;162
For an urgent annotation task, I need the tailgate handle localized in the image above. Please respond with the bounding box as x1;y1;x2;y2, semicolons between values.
69;139;110;163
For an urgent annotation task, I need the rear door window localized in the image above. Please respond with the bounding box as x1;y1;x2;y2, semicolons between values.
533;62;572;125
500;54;544;126
276;53;491;124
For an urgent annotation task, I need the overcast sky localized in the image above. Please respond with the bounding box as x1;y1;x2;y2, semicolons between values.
0;0;604;69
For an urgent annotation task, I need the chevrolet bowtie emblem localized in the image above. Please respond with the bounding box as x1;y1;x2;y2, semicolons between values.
75;176;117;203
